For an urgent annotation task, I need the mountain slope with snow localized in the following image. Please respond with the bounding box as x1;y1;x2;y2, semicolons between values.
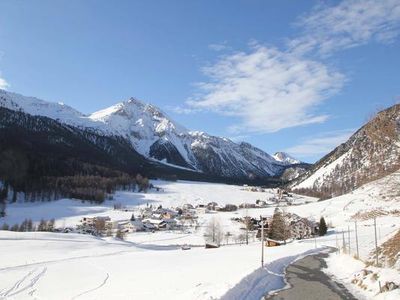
0;89;292;180
291;104;400;198
273;152;301;165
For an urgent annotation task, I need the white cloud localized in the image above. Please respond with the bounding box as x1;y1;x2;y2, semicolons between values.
185;1;400;135
291;0;400;55
208;44;228;51
208;42;230;52
187;45;344;133
168;105;200;115
0;75;9;90
285;129;355;159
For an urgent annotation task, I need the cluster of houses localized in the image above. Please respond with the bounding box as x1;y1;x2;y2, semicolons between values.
77;202;214;236
234;212;319;245
78;209;184;236
76;199;256;237
239;199;269;209
241;185;268;193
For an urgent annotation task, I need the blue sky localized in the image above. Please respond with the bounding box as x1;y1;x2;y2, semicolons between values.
0;0;399;163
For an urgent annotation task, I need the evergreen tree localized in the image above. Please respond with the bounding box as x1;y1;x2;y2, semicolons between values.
319;217;328;236
47;219;55;232
1;223;9;230
38;219;47;231
268;208;290;241
27;219;33;231
0;187;7;217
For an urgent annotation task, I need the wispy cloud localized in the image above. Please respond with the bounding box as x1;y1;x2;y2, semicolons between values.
185;1;400;135
208;42;230;52
290;0;400;55
285;129;355;159
168;105;200;115
187;45;344;133
0;74;9;90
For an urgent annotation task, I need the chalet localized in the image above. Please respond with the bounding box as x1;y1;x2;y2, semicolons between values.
239;203;257;209
80;216;110;226
143;222;157;231
207;202;219;211
182;203;194;210
220;204;238;212
265;238;284;247
117;220;145;233
205;242;220;249
142;218;176;230
290;218;316;239
195;207;209;214
155;208;178;219
255;200;267;207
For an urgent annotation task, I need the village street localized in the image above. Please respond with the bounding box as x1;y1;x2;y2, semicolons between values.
268;252;357;300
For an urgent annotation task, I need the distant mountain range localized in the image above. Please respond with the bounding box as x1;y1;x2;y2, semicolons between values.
0;89;306;184
1;89;399;199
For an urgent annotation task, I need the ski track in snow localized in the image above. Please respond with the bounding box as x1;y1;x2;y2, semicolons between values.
71;272;110;300
0;238;181;273
0;267;47;299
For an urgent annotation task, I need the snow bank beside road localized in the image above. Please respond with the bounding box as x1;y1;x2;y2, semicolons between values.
221;247;328;300
325;253;400;300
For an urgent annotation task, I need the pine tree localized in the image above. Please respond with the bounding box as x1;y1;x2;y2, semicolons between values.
269;208;290;241
38;219;47;231
27;219;33;231
319;217;327;236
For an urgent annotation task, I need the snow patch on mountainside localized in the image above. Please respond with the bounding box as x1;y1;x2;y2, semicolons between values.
296;149;352;189
273;152;301;165
0;89;104;131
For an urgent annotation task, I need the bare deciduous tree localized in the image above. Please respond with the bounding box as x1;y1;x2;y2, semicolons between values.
205;217;224;246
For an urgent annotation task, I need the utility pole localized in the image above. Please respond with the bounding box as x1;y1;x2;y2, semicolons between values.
355;220;359;259
342;230;346;253
245;209;249;245
374;217;379;266
335;231;339;253
348;225;351;255
261;215;264;268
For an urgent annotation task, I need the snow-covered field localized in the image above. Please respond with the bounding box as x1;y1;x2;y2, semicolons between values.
0;178;399;299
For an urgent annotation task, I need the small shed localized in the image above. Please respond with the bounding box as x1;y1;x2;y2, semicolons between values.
265;238;284;247
205;242;220;249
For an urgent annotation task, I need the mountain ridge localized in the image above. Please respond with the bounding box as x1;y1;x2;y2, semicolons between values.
290;104;400;198
0;89;303;181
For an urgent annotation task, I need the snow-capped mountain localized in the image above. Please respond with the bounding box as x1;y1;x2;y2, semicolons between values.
0;89;101;130
87;97;288;177
291;104;400;198
273;152;301;165
0;89;293;180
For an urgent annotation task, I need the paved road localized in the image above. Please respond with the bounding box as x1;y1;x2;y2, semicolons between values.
267;252;358;300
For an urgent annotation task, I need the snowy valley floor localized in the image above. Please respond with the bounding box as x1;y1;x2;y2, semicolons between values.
0;179;400;299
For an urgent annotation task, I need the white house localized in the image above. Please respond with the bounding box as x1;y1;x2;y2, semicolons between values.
117;220;145;233
290;218;315;239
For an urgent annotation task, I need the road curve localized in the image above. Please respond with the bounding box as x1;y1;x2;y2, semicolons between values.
267;252;358;300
